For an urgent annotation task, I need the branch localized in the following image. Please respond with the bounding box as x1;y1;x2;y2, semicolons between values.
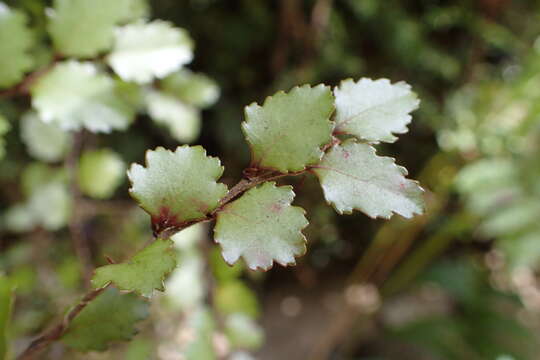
0;58;60;99
16;285;109;360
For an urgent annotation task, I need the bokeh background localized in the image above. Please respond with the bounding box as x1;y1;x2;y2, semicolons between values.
2;0;540;359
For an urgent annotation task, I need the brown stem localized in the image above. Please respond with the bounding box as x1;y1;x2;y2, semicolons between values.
0;57;60;99
16;285;109;360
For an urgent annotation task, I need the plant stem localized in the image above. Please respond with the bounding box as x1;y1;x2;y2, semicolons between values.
16;285;109;360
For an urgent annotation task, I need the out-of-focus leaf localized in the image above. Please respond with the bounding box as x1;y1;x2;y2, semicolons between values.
145;90;201;143
0;276;14;360
210;247;243;283
31;61;134;133
108;20;193;83
128;146;227;234
225;313;264;350
61;287;149;351
48;0;146;57
78;148;125;199
333;78;419;143
215;281;259;318
0;2;34;88
242;84;334;172
20;112;69;162
314;140;424;218
92;238;176;297
161;70;220;108
214;182;308;270
0;114;10;160
182;307;216;360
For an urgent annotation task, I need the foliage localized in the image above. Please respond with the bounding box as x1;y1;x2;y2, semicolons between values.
2;0;540;359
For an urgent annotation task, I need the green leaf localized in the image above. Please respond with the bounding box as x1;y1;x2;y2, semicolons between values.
161;69;220;108
313;140;424;219
31;61;134;133
62;287;149;351
0;3;34;88
0;276;14;360
182;307;216;360
27;181;71;230
92;238;176;297
108;20;193;83
78;149;125;199
145;90;201;143
225;313;264;350
128;146;228;235
20;112;69;162
333;78;419;143
214;182;308;270
0;114;10;160
215;281;259;318
242;84;334;172
48;0;146;57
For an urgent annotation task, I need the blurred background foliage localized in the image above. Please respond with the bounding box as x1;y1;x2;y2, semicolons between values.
1;0;540;359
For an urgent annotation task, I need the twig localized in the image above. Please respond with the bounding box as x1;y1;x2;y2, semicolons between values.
16;285;109;360
0;57;60;99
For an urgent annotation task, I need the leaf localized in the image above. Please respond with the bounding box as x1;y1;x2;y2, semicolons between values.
20;112;69;162
48;0;146;57
225;313;264;350
78;149;125;199
333;78;419;143
145;90;201;143
313;140;424;219
31;61;134;133
92;238;176;297
27;181;71;230
108;20;193;83
0;3;34;88
215;281;259;318
161;69;220;108
0;276;14;360
242;84;334;172
182;307;216;360
214;182;308;270
61;287;149;351
0;113;10;160
128;146;228;235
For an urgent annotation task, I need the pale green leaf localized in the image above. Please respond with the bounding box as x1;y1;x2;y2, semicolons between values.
334;78;419;143
0;113;10;160
161;69;220;108
314;140;424;219
242;84;334;172
108;20;193;83
61;287;149;351
27;181;71;230
21;162;65;197
92;238;176;297
164;249;204;310
214;182;308;270
0;3;34;88
225;313;264;350
78;149;125;199
215;281;259;318
31;61;134;133
3;204;35;233
20;112;69;162
182;307;216;360
128;146;228;235
145;90;201;143
48;0;146;57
